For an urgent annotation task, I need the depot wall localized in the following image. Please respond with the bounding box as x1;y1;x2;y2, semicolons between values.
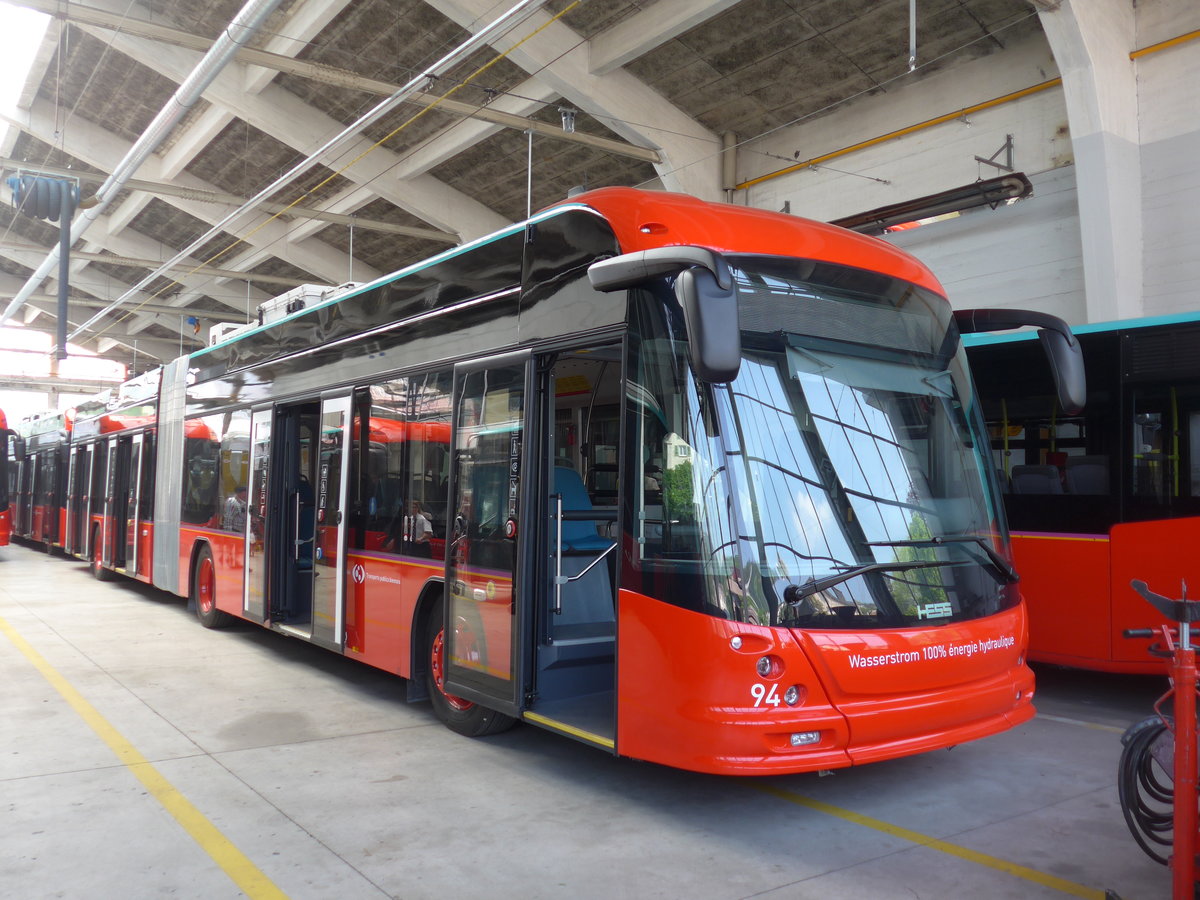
737;0;1200;326
1136;1;1200;317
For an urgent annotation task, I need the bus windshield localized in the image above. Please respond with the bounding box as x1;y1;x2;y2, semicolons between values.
627;256;1015;630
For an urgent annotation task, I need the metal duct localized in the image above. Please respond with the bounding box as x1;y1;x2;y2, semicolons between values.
0;0;286;329
69;0;551;343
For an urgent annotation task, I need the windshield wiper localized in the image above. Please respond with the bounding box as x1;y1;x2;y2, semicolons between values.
783;560;947;604
865;536;1019;584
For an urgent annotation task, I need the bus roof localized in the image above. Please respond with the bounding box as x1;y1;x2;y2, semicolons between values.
194;188;948;365
556;187;946;296
961;309;1200;348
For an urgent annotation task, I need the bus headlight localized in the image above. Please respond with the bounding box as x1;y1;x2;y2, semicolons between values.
784;685;802;706
790;731;821;747
756;655;782;677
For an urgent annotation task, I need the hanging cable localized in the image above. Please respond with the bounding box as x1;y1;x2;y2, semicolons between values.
1118;714;1174;866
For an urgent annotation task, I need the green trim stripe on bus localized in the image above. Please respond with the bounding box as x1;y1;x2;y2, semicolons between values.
961;309;1200;347
190;203;594;361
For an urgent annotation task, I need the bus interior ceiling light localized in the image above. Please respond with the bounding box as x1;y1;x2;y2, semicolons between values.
829;173;1033;236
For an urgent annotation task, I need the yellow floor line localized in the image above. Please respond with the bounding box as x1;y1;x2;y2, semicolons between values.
1037;712;1127;735
0;614;289;900
751;783;1105;899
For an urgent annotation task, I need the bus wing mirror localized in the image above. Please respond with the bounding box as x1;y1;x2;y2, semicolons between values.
675;267;741;383
586;246;732;293
955;308;1086;415
587;247;740;383
9;433;25;461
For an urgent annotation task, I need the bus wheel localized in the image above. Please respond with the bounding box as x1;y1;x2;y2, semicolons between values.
193;546;231;629
424;599;515;737
90;530;109;581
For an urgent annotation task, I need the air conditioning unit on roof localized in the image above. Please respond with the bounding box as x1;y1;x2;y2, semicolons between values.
255;282;361;327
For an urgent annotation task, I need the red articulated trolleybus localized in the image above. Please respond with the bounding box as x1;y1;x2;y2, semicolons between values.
967;312;1200;674
66;369;162;581
83;188;1087;775
9;408;73;551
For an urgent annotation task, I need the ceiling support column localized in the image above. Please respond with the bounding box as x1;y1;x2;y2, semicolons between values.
1038;0;1142;323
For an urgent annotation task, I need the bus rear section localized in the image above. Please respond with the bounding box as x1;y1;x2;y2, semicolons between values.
967;315;1200;674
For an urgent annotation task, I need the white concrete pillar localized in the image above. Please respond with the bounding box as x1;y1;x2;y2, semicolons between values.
1038;0;1142;323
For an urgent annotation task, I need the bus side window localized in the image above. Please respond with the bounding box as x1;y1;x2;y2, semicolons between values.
1190;412;1200;498
407;370;452;559
1131;407;1166;503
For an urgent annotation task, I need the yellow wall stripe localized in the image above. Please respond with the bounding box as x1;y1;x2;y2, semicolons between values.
750;783;1105;899
0;614;289;900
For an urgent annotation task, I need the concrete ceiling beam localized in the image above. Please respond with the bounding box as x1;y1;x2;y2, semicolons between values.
10;98;375;289
426;0;721;199
588;0;742;76
80;0;512;240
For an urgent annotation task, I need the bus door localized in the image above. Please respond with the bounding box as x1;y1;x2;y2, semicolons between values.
310;394;351;651
87;442;106;562
108;436;132;570
16;451;31;535
66;445;89;556
262;400;321;637
442;352;532;718
529;348;621;747
99;438;122;567
244;407;273;623
124;434;145;576
26;451;41;539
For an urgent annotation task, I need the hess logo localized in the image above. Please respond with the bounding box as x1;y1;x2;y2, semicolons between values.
351;564;367;584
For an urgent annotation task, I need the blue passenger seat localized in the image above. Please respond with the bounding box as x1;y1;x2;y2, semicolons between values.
553;465;613;553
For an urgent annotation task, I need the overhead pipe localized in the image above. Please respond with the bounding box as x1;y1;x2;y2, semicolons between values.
70;0;551;341
0;154;456;241
0;0;286;330
17;0;658;165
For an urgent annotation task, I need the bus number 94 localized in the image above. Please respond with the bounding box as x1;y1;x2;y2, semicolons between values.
751;683;781;707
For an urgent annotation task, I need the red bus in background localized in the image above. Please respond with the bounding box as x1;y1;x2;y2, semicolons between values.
966;312;1200;674
24;188;1087;776
0;409;11;546
9;408;72;551
67;368;161;581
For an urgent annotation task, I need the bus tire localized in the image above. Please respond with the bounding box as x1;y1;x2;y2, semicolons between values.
89;528;110;581
192;545;232;629
424;598;515;738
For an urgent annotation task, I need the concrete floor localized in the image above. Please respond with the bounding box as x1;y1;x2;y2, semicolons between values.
0;541;1169;900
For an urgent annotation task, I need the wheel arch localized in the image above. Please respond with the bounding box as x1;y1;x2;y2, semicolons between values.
406;578;445;703
187;538;213;599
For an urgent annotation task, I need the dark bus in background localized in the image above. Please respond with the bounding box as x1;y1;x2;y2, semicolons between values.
966;312;1200;673
9;408;72;551
0;408;10;546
